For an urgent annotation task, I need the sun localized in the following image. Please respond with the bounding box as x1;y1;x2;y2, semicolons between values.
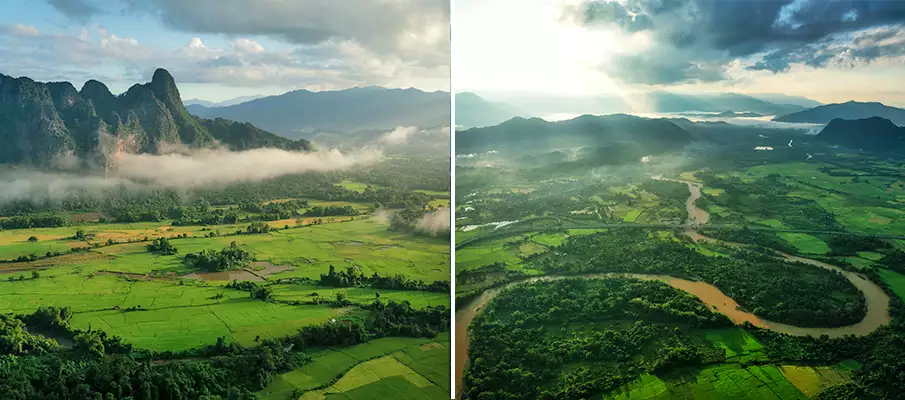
456;0;629;96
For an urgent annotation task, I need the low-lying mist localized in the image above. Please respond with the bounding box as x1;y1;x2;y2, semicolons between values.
0;147;391;207
115;147;383;188
415;207;450;237
0;125;452;206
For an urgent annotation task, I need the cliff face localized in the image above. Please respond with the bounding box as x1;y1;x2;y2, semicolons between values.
0;69;309;165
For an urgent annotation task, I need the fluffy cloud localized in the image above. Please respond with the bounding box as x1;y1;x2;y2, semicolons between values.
24;0;448;91
0;23;447;91
565;0;905;85
46;0;449;68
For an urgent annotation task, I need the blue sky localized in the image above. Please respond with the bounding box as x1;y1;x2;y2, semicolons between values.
0;0;450;101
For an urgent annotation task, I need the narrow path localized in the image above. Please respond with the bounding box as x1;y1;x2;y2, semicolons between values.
454;176;893;396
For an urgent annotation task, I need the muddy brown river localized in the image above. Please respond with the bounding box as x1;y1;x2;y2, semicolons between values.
454;176;892;396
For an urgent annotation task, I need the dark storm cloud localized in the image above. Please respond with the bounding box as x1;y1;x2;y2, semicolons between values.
748;23;905;72
568;0;905;84
47;0;103;23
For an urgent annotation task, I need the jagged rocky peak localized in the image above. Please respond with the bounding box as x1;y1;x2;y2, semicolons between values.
150;68;183;107
0;69;312;166
80;79;114;99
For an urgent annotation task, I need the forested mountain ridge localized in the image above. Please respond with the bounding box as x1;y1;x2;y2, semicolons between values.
455;114;694;156
0;69;310;165
774;101;905;125
817;117;905;152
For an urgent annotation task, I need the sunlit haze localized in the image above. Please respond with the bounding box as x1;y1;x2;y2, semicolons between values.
456;0;905;106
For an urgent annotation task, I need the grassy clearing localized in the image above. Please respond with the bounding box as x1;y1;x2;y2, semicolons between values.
531;233;568;247
606;364;807;400
271;285;450;309
778;363;853;398
455;238;522;272
337;180;383;193
700;328;767;364
777;233;830;255
517;242;547;257
877;268;905;301
680;171;703;182
259;335;448;400
70;300;357;351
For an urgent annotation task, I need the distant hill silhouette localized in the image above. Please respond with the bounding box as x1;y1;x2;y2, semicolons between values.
455;92;521;128
746;93;823;108
774;101;905;126
0;69;309;166
187;86;450;138
816;117;905;152
636;92;805;115
456;114;694;164
184;95;264;108
479;91;805;117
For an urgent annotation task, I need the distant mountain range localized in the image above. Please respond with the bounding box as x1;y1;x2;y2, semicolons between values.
459;91;810;121
745;93;824;108
816;117;905;152
184;95;265;108
187;86;451;138
774;101;905;126
455;92;522;128
456;114;694;164
0;69;310;166
636;92;807;116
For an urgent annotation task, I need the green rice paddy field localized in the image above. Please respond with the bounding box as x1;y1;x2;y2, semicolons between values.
0;216;449;352
259;333;450;400
717;161;905;236
605;327;860;400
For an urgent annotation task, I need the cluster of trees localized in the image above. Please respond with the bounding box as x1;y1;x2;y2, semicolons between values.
750;278;905;400
244;222;271;234
703;227;798;254
0;314;58;355
388;206;450;238
0;212;69;229
462;278;729;400
242;199;309;219
146;237;177;255
302;205;358;217
534;229;866;327
183;242;255;272
342;158;449;194
1;247;91;264
5;271;40;282
225;280;274;302
826;234;889;256
318;265;450;293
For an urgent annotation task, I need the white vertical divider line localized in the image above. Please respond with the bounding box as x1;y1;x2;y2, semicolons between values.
448;0;456;397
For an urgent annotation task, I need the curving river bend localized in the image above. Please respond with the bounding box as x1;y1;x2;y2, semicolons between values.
454;177;892;395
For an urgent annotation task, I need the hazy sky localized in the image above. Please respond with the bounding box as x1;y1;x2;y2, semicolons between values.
457;0;905;106
0;0;450;101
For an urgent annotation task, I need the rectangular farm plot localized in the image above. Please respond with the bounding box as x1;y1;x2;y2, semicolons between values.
258;337;439;399
68;300;356;351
